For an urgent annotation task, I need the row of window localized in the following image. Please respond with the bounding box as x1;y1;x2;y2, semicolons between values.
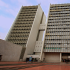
48;22;70;24
47;24;70;26
50;9;70;12
50;8;70;10
10;35;29;37
46;34;70;37
19;13;36;15
44;47;61;49
18;15;35;17
50;10;70;12
8;41;27;44
16;20;34;22
15;23;33;24
50;5;70;8
14;43;26;46
12;29;31;30
45;35;70;36
47;27;70;30
49;15;70;18
47;27;70;28
44;43;70;44
21;10;37;12
14;25;32;27
8;39;28;41
17;17;35;19
10;36;29;38
14;23;32;25
11;32;30;34
50;14;70;17
19;13;35;15
48;21;70;23
50;15;70;18
45;39;70;40
48;19;70;22
47;31;70;33
49;18;70;21
11;31;30;33
44;43;70;45
20;11;36;14
19;12;35;14
22;7;38;9
48;24;70;26
17;18;34;20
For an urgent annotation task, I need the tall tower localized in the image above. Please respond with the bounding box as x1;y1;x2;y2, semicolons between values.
6;5;38;47
44;3;70;62
5;5;46;61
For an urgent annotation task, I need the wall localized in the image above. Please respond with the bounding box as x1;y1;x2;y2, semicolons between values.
0;39;22;61
45;52;60;62
42;14;46;24
38;31;44;41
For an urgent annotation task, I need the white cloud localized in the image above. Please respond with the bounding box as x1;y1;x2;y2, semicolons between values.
0;15;15;40
5;8;20;17
0;0;9;8
1;0;32;17
17;0;32;6
0;15;14;29
0;0;32;40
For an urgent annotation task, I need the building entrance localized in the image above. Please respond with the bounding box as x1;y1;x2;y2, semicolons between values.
0;55;2;61
62;53;70;62
44;52;60;62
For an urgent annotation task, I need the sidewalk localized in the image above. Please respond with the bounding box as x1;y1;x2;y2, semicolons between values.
0;62;70;70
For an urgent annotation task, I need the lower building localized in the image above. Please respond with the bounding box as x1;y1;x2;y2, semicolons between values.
0;39;22;61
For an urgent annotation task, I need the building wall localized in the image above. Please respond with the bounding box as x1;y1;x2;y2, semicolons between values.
0;39;22;61
44;52;60;62
44;3;70;53
23;5;43;61
42;14;46;24
5;6;38;48
5;5;38;60
38;31;44;41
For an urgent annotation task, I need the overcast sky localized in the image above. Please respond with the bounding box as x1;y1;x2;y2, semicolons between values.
0;0;70;40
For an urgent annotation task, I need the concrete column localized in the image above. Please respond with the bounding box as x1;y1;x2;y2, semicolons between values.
60;53;62;62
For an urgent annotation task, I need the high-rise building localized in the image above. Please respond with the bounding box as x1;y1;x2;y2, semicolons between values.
5;3;70;62
5;5;46;61
44;3;70;62
6;5;38;47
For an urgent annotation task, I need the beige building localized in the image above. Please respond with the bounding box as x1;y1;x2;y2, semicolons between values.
5;5;47;61
44;3;70;62
1;3;70;62
0;39;22;61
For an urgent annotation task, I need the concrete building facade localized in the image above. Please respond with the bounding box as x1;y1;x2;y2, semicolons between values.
44;3;70;62
1;3;70;62
5;5;47;61
0;39;22;61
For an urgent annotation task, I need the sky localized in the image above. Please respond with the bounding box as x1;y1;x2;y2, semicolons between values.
0;0;70;40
